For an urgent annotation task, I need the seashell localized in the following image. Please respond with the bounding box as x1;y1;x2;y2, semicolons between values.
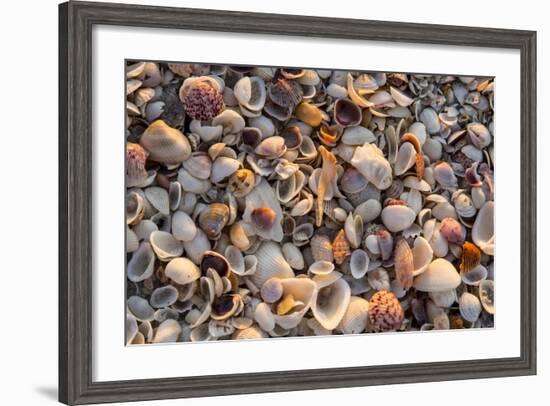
292;222;314;247
315;147;339;226
327;83;348;98
126;191;144;225
233;76;266;111
127;296;155;321
133;219;158;242
394;141;417;176
309;260;335;275
334;98;362;127
411;236;433;276
340;167;368;194
458;292;482;322
461;264;488;286
211;157;240;184
431;201;457;221
198;203;230;239
403;176;431;192
200;250;231;278
310;234;334;263
344;213;363;249
368;290;404;332
350;143;392;190
211;294;242;321
168;182;182;212
233;326;268;340
472;201;494;255
466;122;492;149
229;222;253;251
290;192;314;217
165;257;200;285
282;243;305;270
342;126;376;145
248;115;276;138
251;242;295;288
281;126;303;150
276;170;306;203
150;285;179;308
354;199;381;223
140;120;191;164
171;210;197;242
126;143;149;187
268;77;303;108
126;227;139;253
337;296;369;334
419;107;440;134
297;69;320;85
408;122;427;145
433;312;450;330
243;178;284;241
394;239;414;289
380;204;416;233
332;229;351;265
312;277;351;330
177;168;211;194
374;229;391;261
150;231;183;262
144;186;169;216
211;109;246;135
255;136;286;159
350;249;370;279
390;86;414;107
153;319;182;343
453;190;477;219
429;289;457;308
479;279;495;314
261;277;284;303
126;314;139;345
413;258;461;292
295;102;323;127
439;217;465;243
433;162;458;189
274;278;317;329
183;229;211;264
254;302;275;331
460;241;482;274
227;169;255;198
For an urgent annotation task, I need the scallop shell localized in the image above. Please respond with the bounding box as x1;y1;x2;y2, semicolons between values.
311;277;351;330
394;239;414;290
350;143;393;190
413;258;461;292
458;292;482;322
140;120;191;163
250;242;295;288
472;201;494;255
127;242;155;282
337;296;369;334
310;234;334;263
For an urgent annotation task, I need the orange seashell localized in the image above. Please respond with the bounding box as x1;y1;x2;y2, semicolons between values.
316;146;338;227
332;229;351;265
310;234;334;262
394;239;414;289
401;132;424;179
460;241;481;274
318;124;341;147
251;207;277;232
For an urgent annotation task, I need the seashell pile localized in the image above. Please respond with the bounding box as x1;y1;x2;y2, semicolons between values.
126;61;495;344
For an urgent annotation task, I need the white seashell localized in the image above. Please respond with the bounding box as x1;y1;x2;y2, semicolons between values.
274;278;317;329
189;120;223;143
408;122;427;145
461;145;483;162
243;178;284;241
479;279;495;314
428;222;449;258
254;302;275;332
211;157;240;184
422;138;443;161
133;219;158;242
413;258;461;292
309;261;335;275
365;234;381;256
434;162;458;189
411;236;433;276
171;211;197;242
127;191;145;225
337;296;369;334
472;201;494;255
282;243;305;270
367;268;391;291
127;296;155;321
177;168;211;194
381;204;416;232
344;213;363;249
250;242;295;288
458;292;482;322
354;199;381;223
182;152;212;180
189;324;214;342
126;227;139;253
394;142;417;176
126;314;138;345
140;120;191;164
326;83;348;98
403;189;423;215
212;109;246;134
403;176;432;192
248;115;275;137
432;201;457;220
208;319;235;338
225;245;245;275
453;191;477;219
420;107;440;133
233;76;267;111
428;289;457;308
462;264;488;286
150;285;179;308
342;126;376;145
350;249;370;279
182;229;211;264
153;319;182;343
149;231;183;261
127;242;155;282
471;186;486;209
390;86;414;107
350;143;392;190
165;257;200;285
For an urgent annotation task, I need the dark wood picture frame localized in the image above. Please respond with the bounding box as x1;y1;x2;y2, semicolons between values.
59;1;537;404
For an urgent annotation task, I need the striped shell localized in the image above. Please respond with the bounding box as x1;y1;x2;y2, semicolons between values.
394;239;414;289
332;229;351;265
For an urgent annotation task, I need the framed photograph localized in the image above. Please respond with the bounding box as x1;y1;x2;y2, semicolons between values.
59;1;537;404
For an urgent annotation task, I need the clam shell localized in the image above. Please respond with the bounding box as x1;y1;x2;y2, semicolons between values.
411;236;433;276
233;326;269;340
153;319;182;343
433;162;458;189
127;191;144;225
461;264;488;286
182;152;212;180
312;277;351;330
126;314;139;345
337;296;369;334
381;204;416;232
282;243;305;270
150;231;183;261
354;199;381;223
254;302;276;331
198;203;230;239
394;142;417;176
466;122;492;149
458;292;482;322
274;278;317;329
140;120;191;163
182;229;211;264
144;186;169;216
350;143;393;190
233;76;267;111
344;213;363;249
127;296;155;321
261;277;284;303
126;227;139;253
212;109;246;134
150;285;179;308
419;107;440;134
309;260;335;275
472;201;494;255
350;249;370;279
408;122;427;145
171;211;197;242
133;219;158;242
243;178;284;241
211;157;240;184
479;279;495;314
428;289;457;308
165;257;200;285
177;168;211;194
413;258;461;292
342;126;376;145
127;242;155;282
250;242;295;288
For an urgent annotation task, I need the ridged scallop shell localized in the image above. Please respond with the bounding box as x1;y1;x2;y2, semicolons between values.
394;239;414;290
368;290;404;332
458;292;482;322
311;277;351;330
250;242;295;288
127;242;155;282
472;201;494;255
381;204;416;232
350;143;393;190
140;120;191;163
413;258;461;292
310;234;333;262
337;296;369;334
